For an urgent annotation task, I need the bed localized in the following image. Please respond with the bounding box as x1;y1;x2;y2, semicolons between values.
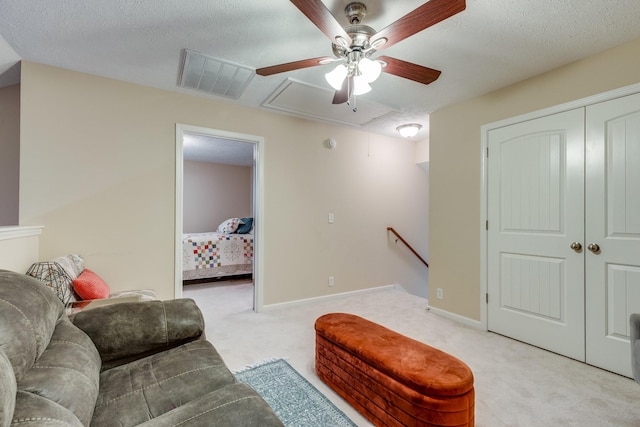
182;218;254;283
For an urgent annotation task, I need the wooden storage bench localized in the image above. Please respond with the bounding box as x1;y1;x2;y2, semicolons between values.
315;313;474;427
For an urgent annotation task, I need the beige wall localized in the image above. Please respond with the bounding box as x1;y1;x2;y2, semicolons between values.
0;84;20;226
416;138;429;164
429;36;640;321
183;161;252;233
19;61;429;302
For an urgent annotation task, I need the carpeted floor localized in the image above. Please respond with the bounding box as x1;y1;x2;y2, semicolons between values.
183;280;640;427
234;358;357;427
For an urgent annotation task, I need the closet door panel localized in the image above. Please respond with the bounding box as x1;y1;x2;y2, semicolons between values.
487;108;585;361
586;92;640;377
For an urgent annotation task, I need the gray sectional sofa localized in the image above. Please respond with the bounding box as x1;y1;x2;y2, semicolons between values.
0;270;284;426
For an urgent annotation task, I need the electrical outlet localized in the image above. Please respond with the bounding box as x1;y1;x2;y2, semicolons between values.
328;213;334;224
436;288;444;300
328;276;334;287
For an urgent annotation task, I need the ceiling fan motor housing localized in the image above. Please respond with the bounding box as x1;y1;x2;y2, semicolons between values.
331;24;377;58
345;2;367;24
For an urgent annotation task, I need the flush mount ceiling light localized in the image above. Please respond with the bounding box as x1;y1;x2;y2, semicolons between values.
396;123;422;138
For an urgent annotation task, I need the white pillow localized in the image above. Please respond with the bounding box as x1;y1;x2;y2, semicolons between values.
51;254;84;280
217;218;242;234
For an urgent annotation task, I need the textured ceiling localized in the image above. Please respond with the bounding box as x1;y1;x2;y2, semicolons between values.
1;0;640;140
0;34;20;87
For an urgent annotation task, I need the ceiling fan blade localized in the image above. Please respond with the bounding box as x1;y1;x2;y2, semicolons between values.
290;0;352;46
371;0;466;50
256;57;334;76
378;56;441;85
332;76;353;104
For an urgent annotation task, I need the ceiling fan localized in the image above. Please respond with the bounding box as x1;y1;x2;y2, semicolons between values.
256;0;466;105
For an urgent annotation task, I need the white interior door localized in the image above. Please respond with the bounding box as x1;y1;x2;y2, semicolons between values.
585;92;640;377
487;108;586;361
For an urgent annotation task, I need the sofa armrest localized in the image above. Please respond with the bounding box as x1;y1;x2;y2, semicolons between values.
71;298;205;369
631;313;640;384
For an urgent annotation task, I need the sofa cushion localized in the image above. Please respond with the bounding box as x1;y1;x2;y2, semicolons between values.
71;299;204;369
14;317;101;426
136;382;284;426
12;391;84;427
0;350;16;427
72;269;110;300
92;340;236;426
0;270;64;383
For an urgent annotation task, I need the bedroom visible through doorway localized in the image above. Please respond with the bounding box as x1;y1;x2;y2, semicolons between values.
175;124;264;311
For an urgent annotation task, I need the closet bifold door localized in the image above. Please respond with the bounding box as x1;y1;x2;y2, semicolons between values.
585;92;640;378
487;108;586;362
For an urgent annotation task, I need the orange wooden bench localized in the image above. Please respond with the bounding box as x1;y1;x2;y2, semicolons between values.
315;313;474;427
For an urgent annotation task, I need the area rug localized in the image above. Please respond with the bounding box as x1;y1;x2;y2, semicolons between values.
234;359;357;427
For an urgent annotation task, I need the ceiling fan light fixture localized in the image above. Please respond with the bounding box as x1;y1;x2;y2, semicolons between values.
325;64;348;90
358;57;382;83
396;123;422;138
353;76;372;95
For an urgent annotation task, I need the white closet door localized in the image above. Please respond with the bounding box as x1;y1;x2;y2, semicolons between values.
487;108;586;361
586;92;640;377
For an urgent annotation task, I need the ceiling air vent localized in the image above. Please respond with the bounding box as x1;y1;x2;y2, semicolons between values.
179;49;254;100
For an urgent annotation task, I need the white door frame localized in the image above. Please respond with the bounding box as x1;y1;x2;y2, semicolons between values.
480;81;640;331
175;123;265;312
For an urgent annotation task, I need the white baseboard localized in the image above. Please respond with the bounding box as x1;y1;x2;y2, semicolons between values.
427;305;484;330
261;284;399;312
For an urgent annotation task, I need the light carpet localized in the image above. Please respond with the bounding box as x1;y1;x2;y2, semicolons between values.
234;358;357;427
184;280;640;426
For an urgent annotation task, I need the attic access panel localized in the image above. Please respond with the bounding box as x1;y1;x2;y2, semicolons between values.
179;49;255;100
262;78;398;127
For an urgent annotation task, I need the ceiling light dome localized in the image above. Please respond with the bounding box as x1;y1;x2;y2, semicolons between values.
396;123;422;138
353;76;372;95
358;58;381;83
325;64;348;90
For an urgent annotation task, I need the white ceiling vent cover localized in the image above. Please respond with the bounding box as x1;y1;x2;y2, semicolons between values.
179;49;254;100
263;79;398;128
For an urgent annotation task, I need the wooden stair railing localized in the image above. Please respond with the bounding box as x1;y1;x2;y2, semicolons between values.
387;227;429;268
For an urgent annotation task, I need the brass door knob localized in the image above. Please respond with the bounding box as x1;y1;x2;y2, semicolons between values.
587;243;600;253
570;242;582;252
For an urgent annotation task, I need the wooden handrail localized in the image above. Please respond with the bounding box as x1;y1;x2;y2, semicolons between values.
387;227;429;268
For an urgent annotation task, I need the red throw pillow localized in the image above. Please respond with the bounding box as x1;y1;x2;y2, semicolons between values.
72;269;111;300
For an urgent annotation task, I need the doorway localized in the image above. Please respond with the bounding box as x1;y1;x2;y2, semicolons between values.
174;124;264;311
